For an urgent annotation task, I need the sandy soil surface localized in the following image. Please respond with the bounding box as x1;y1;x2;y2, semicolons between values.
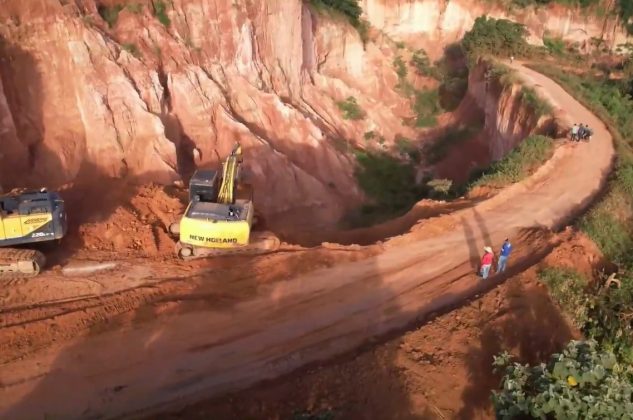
165;230;601;420
0;63;615;419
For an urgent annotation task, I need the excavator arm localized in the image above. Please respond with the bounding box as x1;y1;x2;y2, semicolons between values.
216;143;242;205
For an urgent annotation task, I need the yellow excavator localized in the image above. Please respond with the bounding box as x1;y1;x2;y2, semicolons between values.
169;143;280;259
0;187;68;277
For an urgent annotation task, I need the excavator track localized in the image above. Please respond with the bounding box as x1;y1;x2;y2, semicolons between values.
175;231;281;260
0;248;46;278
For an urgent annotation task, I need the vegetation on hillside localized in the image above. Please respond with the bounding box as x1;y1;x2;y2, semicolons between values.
493;340;633;419
470;134;554;188
490;60;633;417
336;96;366;120
308;0;369;42
461;16;530;59
350;150;427;227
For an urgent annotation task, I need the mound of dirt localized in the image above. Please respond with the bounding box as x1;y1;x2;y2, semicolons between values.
62;182;186;258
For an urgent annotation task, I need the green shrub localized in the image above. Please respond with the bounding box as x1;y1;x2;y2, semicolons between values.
98;4;123;28
413;89;442;127
425;125;480;164
309;0;362;24
427;178;453;198
126;3;143;14
461;16;529;59
520;85;553;117
411;49;440;79
122;42;141;58
395;135;421;162
543;35;566;56
537;267;590;328
472;134;554;188
351;150;427;226
152;0;171;27
393;55;407;79
336;96;365;120
492;340;633;420
363;130;376;141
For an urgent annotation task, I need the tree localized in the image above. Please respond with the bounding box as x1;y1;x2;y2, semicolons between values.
461;16;529;59
492;340;633;420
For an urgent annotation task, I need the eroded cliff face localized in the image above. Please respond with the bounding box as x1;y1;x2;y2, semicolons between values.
0;0;612;221
362;0;630;57
0;0;416;221
464;61;563;162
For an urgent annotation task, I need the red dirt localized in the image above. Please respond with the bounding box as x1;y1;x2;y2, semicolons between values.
160;231;601;420
0;64;616;419
161;229;599;420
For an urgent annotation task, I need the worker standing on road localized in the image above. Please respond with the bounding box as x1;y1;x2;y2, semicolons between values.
497;238;512;273
571;124;579;141
480;246;494;280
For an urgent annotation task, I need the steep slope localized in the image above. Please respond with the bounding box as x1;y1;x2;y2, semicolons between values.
0;63;615;419
362;0;630;57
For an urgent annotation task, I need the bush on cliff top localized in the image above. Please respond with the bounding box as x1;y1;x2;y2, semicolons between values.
308;0;362;24
461;16;530;59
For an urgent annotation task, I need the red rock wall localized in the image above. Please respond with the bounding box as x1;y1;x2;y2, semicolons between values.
0;0;416;221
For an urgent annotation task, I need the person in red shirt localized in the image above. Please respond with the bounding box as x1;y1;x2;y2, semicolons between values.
480;246;494;279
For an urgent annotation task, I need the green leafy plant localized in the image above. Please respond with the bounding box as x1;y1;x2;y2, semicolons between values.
492;340;633;420
411;49;439;79
413;89;442;127
336;96;365;120
121;42;141;58
98;4;123;28
152;0;171;27
126;3;143;14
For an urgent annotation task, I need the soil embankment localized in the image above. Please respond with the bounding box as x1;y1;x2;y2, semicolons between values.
0;63;615;419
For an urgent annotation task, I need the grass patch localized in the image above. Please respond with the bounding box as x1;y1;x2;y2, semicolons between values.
471;134;554;188
537;267;591;328
98;4;123;28
336;96;365;120
152;0;171;27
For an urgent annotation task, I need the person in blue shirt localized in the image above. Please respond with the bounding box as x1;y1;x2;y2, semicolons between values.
498;238;512;273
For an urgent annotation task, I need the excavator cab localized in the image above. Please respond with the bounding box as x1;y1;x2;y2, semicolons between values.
169;143;279;259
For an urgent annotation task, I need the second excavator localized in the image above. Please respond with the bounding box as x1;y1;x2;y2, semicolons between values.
169;143;280;259
0;187;68;277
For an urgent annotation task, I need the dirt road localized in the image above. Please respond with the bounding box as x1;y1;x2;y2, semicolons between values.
0;63;615;419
